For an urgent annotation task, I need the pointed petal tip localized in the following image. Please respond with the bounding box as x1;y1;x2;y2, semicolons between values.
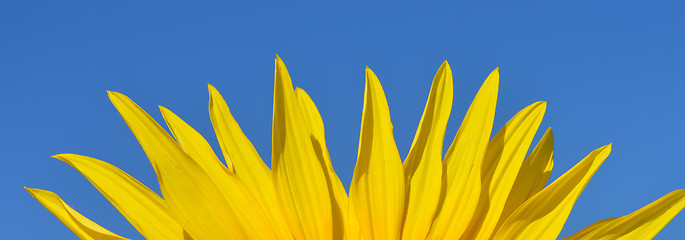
535;101;548;110
106;90;121;97
275;55;285;66
51;154;72;162
158;105;171;114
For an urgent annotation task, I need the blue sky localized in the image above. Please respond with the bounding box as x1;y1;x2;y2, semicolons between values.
2;1;684;239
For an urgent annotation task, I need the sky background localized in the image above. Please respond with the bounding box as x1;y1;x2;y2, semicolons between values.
2;1;684;239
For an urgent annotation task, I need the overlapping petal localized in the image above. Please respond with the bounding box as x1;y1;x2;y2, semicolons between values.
109;91;250;239
27;58;685;240
52;154;182;239
272;56;334;240
350;67;405;240
25;188;129;240
462;101;547;240
296;88;351;240
401;61;453;240
492;144;612;239
563;189;685;240
429;67;499;239
160;106;292;240
495;127;555;231
208;84;292;238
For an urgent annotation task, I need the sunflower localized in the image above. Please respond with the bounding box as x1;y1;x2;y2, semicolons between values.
27;56;685;240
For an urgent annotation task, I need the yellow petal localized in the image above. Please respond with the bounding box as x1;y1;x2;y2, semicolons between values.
25;188;129;240
462;101;547;240
492;144;612;240
208;84;291;238
160;106;228;177
208;83;271;179
295;88;350;240
272;56;333;240
495;127;555;231
52;154;182;240
428;68;498;239
108;91;249;240
160;106;290;240
350;67;405;240
562;189;685;240
401;61;453;240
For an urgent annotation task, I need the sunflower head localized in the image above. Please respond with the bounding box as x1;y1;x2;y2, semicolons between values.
27;57;685;240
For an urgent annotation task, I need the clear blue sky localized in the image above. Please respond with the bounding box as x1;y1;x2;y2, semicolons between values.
2;1;684;239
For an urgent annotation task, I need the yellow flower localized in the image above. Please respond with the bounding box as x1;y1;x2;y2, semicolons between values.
27;56;685;240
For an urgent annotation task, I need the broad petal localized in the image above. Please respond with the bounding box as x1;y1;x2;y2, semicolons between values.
160;107;290;240
272;56;333;240
295;88;350;240
462;101;547;240
401;61;453;240
493;144;612;239
208;84;290;237
350;67;405;240
429;68;499;239
25;188;129;240
495;127;555;231
562;189;685;240
108;91;248;240
52;154;182;240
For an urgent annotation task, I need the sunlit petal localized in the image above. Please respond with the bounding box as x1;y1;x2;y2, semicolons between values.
402;61;453;240
26;188;129;240
272;56;333;239
208;84;291;237
28;58;684;240
493;144;612;239
463;101;546;240
160;106;290;240
108;91;248;239
429;68;499;239
350;67;405;240
52;154;182;239
295;88;351;240
495;127;555;231
563;189;685;240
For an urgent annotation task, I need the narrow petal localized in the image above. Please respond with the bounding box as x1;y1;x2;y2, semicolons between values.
52;154;182;240
429;68;499;239
208;84;290;237
492;144;612;240
208;83;271;179
495;127;555;231
296;88;350;240
25;188;129;240
108;91;248;240
462;101;547;240
401;61;453;240
350;67;405;240
160;107;290;240
562;189;685;240
272;56;333;240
